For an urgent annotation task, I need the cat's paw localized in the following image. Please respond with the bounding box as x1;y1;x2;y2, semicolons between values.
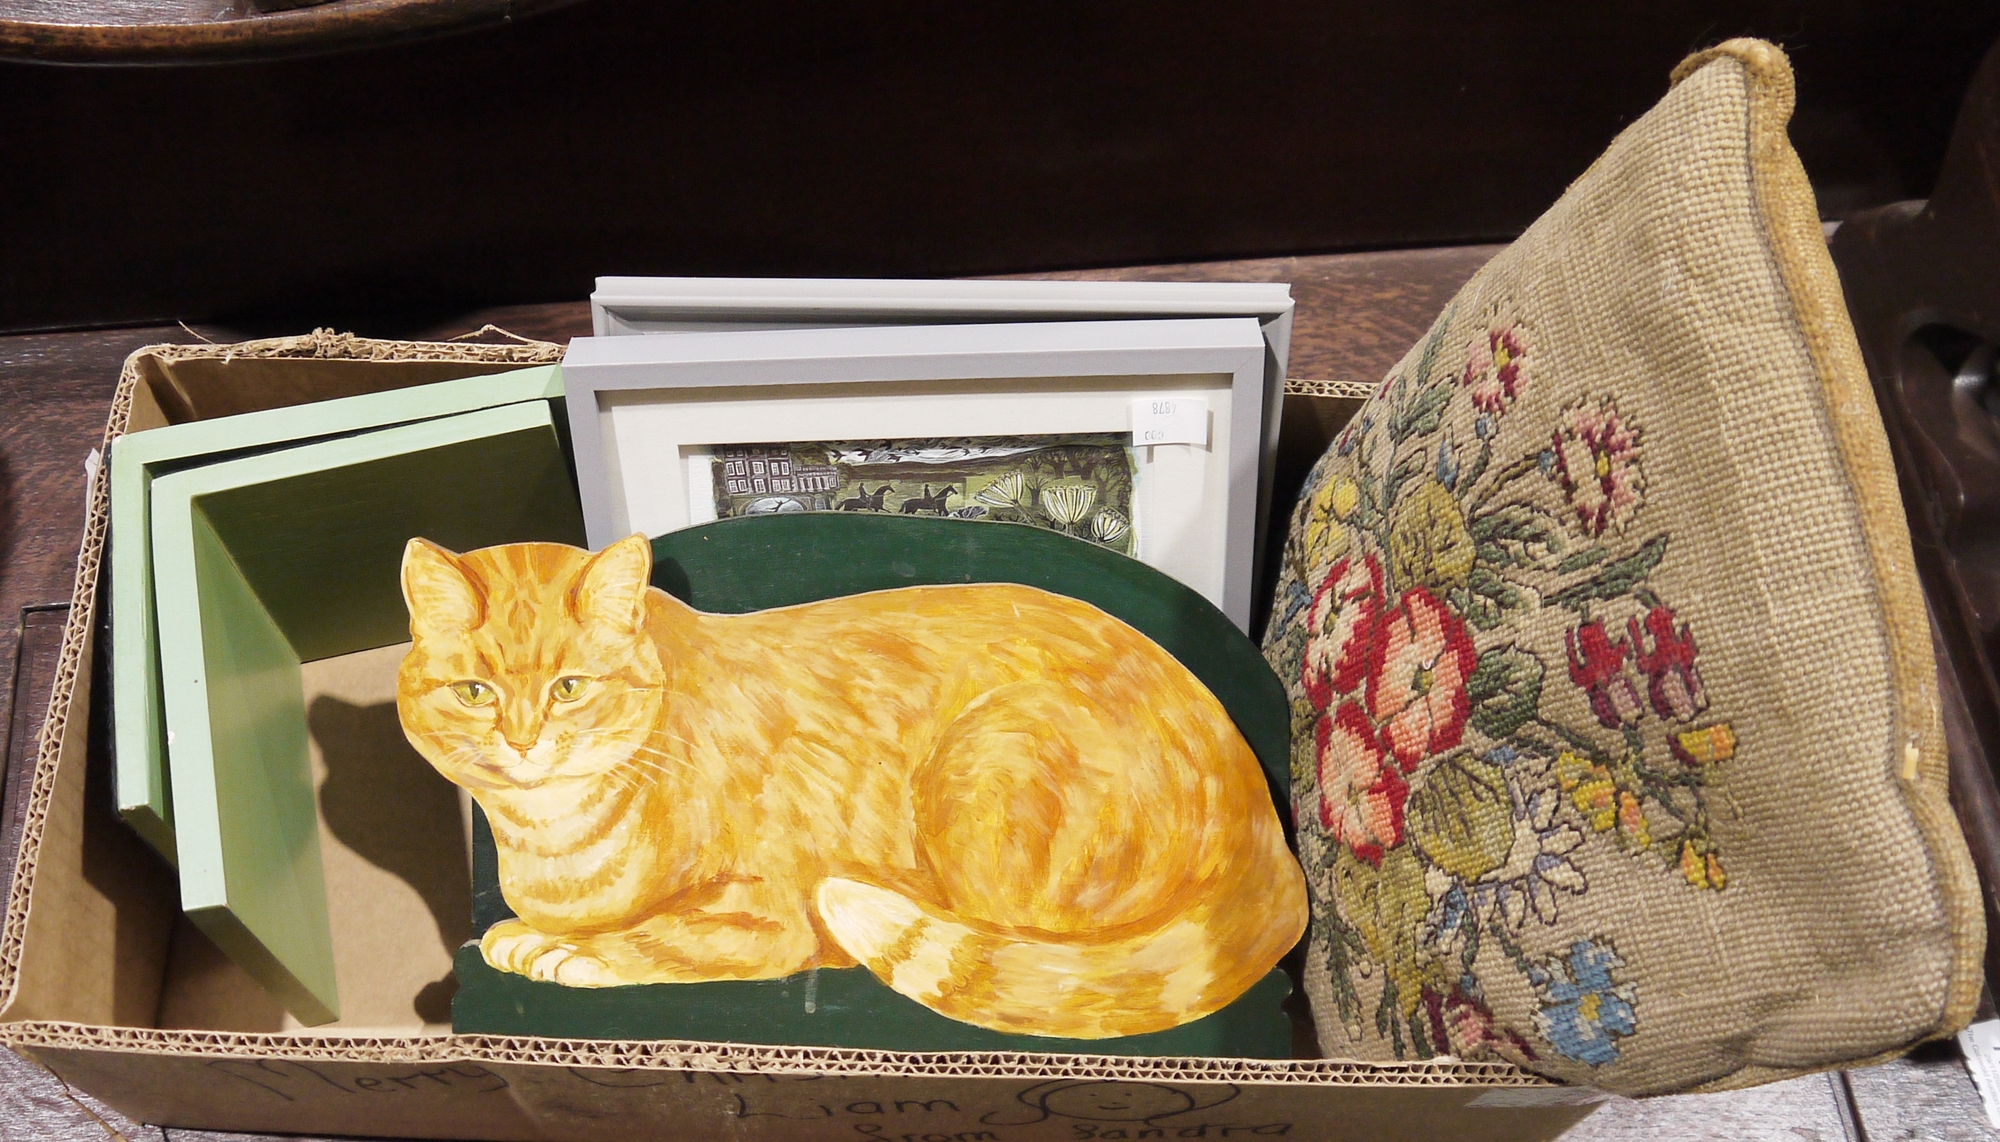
481;920;619;986
481;919;555;973
526;945;618;987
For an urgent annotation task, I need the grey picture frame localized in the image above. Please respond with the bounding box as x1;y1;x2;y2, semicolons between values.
560;317;1271;631
589;277;1295;606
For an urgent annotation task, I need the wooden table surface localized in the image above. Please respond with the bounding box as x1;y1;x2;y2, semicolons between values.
0;246;1992;1140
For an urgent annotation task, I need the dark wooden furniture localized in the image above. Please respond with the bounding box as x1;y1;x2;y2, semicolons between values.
2;5;1997;333
0;0;582;63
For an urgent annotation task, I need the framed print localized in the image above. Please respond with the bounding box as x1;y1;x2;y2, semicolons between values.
589;276;1294;592
561;318;1270;630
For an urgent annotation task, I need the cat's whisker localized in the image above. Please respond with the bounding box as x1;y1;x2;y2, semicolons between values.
615;754;698;779
620;739;702;765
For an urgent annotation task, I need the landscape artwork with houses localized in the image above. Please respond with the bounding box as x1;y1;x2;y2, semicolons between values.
704;434;1138;556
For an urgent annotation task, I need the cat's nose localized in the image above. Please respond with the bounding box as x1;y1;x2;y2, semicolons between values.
500;707;543;753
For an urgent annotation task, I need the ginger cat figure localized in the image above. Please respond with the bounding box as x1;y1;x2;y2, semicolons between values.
397;534;1307;1038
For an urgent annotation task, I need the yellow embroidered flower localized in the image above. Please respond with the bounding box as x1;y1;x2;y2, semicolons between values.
1302;476;1359;574
1556;751;1617;832
1672;723;1736;766
1554;750;1589;789
1322;474;1361;520
1616;790;1651;850
1576;777;1616;832
1678;839;1727;891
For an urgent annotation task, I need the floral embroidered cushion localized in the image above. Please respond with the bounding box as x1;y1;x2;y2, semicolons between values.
1263;39;1984;1095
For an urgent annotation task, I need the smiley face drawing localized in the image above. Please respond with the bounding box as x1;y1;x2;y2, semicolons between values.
980;1080;1239;1125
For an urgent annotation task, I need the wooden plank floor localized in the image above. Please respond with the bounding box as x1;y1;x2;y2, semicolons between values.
0;248;1993;1140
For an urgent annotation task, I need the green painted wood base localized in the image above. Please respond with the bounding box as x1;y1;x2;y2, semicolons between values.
451;945;1293;1058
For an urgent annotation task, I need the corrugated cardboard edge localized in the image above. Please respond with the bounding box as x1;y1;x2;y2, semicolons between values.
1283;379;1377;400
1;1023;1546;1087
0;330;1560;1093
1668;39;1987;1087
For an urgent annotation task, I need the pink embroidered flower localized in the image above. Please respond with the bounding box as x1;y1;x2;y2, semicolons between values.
1425;989;1535;1062
1462;324;1532;413
1565;620;1644;729
1302;554;1385;710
1629;604;1707;722
1366;587;1477;769
1316;701;1410;865
1550;398;1644;536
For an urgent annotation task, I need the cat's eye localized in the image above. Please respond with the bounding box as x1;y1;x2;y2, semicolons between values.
552;675;590;702
448;680;496;707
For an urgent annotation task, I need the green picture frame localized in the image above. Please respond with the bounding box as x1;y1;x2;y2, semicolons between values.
151;401;584;1024
110;365;565;863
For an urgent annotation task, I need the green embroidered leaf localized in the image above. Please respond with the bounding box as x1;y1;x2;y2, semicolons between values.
1388;479;1475;590
1385;307;1460;445
1413;302;1458;385
1406;1003;1434;1058
1334;843;1429;1050
1555;545;1609;574
1390;382;1456;442
1465;645;1546;738
1548;534;1670;610
1291;724;1319;788
1408;751;1515;882
1459;588;1502;630
1377;453;1429;517
1470;503;1567;571
1459;565;1528;630
1459;441;1492;493
1324;927;1362;1028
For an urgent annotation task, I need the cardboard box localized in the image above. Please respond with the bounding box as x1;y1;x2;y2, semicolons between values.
0;333;1602;1141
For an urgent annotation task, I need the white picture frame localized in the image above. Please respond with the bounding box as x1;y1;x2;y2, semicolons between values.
589;276;1295;596
561;318;1270;630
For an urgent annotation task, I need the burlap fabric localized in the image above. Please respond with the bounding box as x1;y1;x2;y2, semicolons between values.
1262;39;1983;1095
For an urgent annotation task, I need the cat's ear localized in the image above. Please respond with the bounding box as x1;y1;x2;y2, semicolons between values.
402;538;483;634
573;534;652;632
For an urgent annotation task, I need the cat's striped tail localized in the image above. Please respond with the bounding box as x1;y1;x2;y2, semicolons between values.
813;870;1306;1039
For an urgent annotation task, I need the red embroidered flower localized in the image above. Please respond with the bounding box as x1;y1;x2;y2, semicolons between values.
1550;398;1644;536
1302;554;1385;710
1565;620;1644;729
1629;605;1707;722
1316;702;1411;865
1366;587;1477;769
1462;325;1532;413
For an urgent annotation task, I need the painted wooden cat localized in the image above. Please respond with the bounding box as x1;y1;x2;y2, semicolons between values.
397;534;1306;1038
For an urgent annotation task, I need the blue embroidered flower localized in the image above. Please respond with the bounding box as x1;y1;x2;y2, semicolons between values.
1278;580;1314;629
1529;939;1637;1066
1435;437;1461;490
1423;883;1472;957
1474;413;1496;440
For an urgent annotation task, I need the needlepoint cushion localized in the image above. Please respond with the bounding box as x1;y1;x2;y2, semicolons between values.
1262;38;1983;1095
